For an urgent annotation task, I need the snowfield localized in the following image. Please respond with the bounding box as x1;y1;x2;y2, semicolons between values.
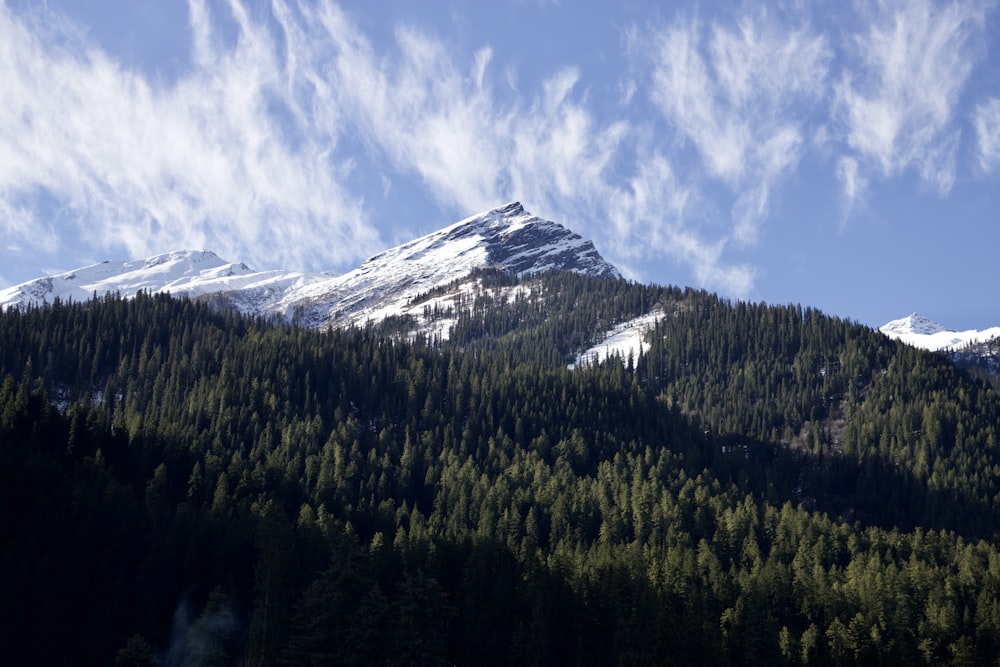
570;310;664;369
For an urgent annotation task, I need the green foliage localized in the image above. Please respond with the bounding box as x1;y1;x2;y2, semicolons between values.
1;280;1000;665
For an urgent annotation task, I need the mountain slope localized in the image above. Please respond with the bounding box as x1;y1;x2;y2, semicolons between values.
0;202;620;331
6;285;1000;664
880;313;1000;384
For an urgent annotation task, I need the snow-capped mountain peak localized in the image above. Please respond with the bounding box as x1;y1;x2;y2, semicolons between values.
274;202;621;328
359;202;619;280
880;313;1000;352
880;313;950;337
1;203;621;331
0;249;260;308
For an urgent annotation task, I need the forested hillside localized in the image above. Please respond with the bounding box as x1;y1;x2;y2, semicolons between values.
3;275;1000;665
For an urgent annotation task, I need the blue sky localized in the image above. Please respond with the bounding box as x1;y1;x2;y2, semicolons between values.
1;0;999;330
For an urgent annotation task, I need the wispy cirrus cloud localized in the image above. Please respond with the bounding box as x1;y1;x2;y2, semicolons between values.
299;5;628;221
0;198;58;254
3;0;698;284
647;10;830;247
835;156;866;220
223;1;744;293
834;0;989;201
7;0;994;303
974;98;1000;173
0;0;379;272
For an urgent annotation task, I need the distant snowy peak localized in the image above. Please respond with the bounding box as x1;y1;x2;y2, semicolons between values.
880;313;1000;352
880;313;949;337
0;250;257;308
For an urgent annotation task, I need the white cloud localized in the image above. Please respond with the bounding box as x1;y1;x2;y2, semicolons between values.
648;10;829;246
0;1;380;272
0;0;769;298
974;98;1000;173
603;153;755;297
835;156;867;214
619;79;637;107
0;199;58;254
835;0;988;194
300;3;750;293
289;4;508;216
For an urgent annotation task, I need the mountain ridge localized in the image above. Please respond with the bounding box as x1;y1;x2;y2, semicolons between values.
6;205;999;365
0;202;620;330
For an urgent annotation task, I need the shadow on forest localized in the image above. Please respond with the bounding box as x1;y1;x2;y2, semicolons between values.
704;431;997;543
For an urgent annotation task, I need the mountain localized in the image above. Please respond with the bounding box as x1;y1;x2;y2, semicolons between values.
879;312;949;339
880;312;1000;386
8;271;1000;664
10;231;1000;663
0;202;620;330
261;201;621;329
879;312;1000;351
0;249;329;312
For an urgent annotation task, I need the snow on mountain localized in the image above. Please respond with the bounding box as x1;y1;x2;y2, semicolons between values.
880;313;1000;351
880;313;949;337
276;202;620;329
396;280;535;345
0;250;277;308
1;202;621;331
569;310;664;369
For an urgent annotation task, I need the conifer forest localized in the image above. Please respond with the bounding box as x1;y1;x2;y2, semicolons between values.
4;270;1000;665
